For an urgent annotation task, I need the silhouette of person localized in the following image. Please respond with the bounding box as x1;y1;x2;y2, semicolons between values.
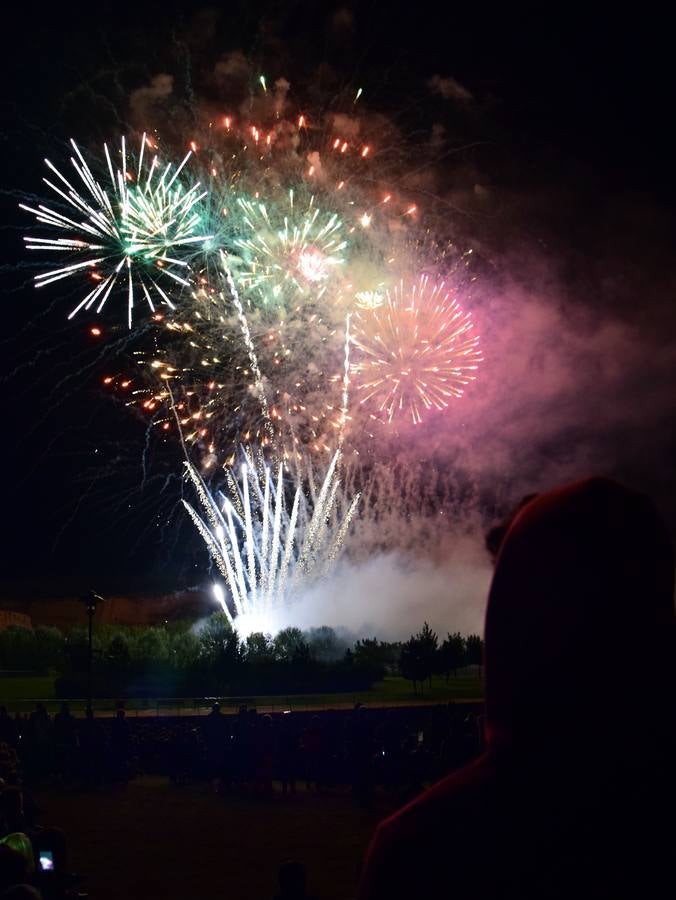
53;704;76;747
203;702;228;786
110;709;131;781
25;705;51;779
273;860;317;900
0;711;17;750
278;713;299;795
358;478;675;900
78;708;104;786
53;703;77;780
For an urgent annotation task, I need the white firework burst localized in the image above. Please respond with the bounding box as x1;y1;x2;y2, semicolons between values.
21;135;211;327
182;448;360;628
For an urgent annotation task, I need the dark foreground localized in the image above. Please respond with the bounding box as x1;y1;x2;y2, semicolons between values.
2;704;483;897
34;778;394;900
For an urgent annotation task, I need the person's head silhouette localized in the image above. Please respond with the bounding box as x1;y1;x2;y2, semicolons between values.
277;861;308;898
484;478;674;751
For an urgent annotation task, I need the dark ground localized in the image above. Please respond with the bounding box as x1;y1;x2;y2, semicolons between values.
34;778;397;900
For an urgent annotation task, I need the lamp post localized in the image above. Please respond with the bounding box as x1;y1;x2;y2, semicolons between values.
80;591;104;713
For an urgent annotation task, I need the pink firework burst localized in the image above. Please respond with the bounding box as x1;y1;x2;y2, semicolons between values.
352;274;482;425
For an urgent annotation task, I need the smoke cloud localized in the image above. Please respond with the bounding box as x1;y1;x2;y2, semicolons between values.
428;74;474;102
239;537;491;641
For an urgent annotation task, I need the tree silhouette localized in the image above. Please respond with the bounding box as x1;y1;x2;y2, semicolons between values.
439;632;466;680
416;622;439;688
465;634;484;670
399;637;422;693
245;632;274;664
352;637;400;677
273;626;305;662
399;622;439;692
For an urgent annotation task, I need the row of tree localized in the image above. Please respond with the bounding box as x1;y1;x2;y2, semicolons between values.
399;624;484;692
0;617;483;697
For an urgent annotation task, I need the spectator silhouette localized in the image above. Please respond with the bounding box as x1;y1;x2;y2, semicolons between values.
278;714;299;795
109;709;132;782
348;705;373;806
0;713;17;751
53;704;76;781
302;716;324;792
0;790;29;839
78;708;104;786
256;715;275;795
25;707;50;780
52;705;75;749
358;478;675;900
273;861;317;900
203;702;228;786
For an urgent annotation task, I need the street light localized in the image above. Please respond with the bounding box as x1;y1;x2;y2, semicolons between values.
80;591;104;713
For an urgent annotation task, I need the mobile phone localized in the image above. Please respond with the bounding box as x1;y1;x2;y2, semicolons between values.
39;851;54;872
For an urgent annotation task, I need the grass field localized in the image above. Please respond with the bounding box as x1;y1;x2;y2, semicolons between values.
0;674;56;701
0;673;483;715
35;778;397;900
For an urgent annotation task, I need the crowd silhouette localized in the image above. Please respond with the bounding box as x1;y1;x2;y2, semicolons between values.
1;700;483;796
1;478;674;899
1;698;483;897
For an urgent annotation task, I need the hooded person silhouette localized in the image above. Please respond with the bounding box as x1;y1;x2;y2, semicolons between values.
358;478;675;900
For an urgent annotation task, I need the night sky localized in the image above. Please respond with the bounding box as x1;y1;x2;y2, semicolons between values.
2;2;675;599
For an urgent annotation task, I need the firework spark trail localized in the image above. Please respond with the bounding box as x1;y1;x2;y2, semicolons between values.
339;313;351;449
182;449;359;627
218;250;276;446
21;135;210;327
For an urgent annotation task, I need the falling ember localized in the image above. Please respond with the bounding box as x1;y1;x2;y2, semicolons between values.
351;275;482;425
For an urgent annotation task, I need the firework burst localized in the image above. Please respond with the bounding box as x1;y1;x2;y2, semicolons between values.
21;135;210;327
182;448;360;628
232;191;348;309
352;274;482;425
